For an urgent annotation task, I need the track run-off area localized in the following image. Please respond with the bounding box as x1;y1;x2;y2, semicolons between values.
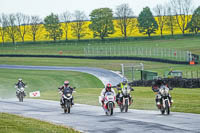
0;65;200;133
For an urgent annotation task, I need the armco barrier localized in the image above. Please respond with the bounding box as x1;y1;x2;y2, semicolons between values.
129;78;200;88
0;54;191;65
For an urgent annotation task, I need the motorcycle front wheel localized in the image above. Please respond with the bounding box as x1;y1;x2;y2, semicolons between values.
165;100;170;115
120;104;124;112
108;103;114;116
67;102;71;113
125;99;129;112
19;93;23;102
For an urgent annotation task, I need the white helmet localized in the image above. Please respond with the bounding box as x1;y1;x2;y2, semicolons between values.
18;78;22;82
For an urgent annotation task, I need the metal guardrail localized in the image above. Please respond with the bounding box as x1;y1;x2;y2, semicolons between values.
84;46;192;62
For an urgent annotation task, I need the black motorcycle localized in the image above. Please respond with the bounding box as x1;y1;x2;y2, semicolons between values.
61;87;75;113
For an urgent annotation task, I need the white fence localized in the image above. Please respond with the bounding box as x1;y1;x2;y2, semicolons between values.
84;46;192;62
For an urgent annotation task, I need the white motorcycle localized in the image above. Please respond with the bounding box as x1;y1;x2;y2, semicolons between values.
158;85;172;115
100;92;116;116
16;84;26;102
117;86;133;112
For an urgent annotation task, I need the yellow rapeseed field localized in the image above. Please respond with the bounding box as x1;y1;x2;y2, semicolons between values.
0;16;191;43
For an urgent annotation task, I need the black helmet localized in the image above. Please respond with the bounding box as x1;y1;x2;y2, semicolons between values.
157;77;163;86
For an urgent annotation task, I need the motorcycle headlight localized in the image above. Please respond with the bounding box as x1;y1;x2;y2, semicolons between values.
67;93;71;97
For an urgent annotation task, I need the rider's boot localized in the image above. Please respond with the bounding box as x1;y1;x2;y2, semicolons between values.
156;98;161;109
129;97;133;105
169;96;173;106
71;97;74;105
101;101;104;107
60;99;64;108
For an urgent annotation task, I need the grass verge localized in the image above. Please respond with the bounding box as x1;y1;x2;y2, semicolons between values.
0;113;79;133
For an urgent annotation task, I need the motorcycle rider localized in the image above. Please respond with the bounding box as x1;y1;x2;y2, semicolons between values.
15;78;26;96
116;80;134;104
152;78;173;108
100;83;116;106
58;80;74;107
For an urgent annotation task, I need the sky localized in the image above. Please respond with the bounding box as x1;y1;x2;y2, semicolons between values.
1;0;200;19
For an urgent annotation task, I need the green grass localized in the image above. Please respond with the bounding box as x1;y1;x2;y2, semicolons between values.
0;69;200;114
0;69;104;98
0;113;79;133
0;38;200;55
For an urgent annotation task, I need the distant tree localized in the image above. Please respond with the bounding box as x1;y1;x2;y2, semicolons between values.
5;14;18;44
89;8;114;40
187;6;200;34
137;7;158;37
0;14;8;44
71;10;88;40
115;3;136;39
44;13;63;41
170;0;193;35
29;15;42;42
59;10;71;40
16;13;30;43
154;4;167;37
165;5;177;36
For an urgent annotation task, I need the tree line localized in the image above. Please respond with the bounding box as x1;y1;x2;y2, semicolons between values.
0;0;200;44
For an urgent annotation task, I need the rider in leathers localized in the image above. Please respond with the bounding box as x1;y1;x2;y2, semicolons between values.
58;81;74;107
100;83;116;106
116;80;134;104
152;78;173;108
15;78;26;96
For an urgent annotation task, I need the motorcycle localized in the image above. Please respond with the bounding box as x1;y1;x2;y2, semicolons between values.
16;83;26;102
158;85;172;115
117;86;133;112
101;92;116;116
61;87;75;113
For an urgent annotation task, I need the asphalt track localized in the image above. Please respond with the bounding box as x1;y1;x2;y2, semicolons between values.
0;64;124;86
0;98;200;133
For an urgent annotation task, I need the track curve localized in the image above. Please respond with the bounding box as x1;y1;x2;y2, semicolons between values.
0;98;200;133
0;64;123;86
